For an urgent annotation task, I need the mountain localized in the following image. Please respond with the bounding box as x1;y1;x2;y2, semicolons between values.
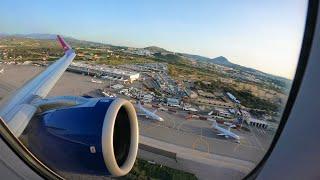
181;53;233;66
209;56;232;66
179;53;211;62
13;33;58;40
0;33;9;37
0;33;107;46
180;53;290;82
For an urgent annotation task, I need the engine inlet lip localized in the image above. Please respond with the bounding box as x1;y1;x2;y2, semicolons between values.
101;98;139;176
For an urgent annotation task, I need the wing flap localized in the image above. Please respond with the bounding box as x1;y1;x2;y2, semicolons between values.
6;104;37;136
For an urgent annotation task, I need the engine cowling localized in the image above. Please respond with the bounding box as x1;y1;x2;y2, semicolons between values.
33;97;139;177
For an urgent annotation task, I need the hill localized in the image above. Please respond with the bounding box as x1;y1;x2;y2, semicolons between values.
144;46;169;54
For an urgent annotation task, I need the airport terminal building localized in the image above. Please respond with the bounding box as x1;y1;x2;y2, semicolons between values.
68;62;140;83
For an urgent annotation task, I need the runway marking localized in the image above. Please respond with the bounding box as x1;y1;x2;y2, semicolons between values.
192;128;210;158
260;129;267;135
239;138;251;147
141;115;264;152
177;121;263;151
233;141;242;152
162;117;176;129
208;128;261;150
178;123;200;135
255;128;262;134
248;126;265;151
139;119;162;132
176;120;188;131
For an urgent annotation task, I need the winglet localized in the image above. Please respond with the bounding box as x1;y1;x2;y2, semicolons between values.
57;35;71;52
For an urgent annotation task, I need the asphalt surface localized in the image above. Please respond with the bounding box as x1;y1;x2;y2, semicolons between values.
0;64;275;179
138;106;273;163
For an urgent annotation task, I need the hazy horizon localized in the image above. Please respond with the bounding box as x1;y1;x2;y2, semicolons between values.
0;0;308;79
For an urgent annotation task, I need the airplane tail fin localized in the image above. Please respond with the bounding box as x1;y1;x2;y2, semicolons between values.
57;35;72;52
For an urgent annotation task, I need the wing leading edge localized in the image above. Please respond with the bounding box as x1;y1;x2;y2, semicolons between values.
0;35;76;137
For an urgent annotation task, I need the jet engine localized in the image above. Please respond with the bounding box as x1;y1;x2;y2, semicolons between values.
29;97;139;177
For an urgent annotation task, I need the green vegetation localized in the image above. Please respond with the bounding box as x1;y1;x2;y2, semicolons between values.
229;89;278;112
0;37;63;61
95;56;154;66
194;80;279;112
120;159;197;180
153;53;189;66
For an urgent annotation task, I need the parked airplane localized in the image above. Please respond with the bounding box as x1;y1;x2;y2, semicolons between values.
136;101;164;122
91;78;103;84
211;121;240;143
102;90;116;98
0;35;138;177
183;106;198;112
0;68;4;74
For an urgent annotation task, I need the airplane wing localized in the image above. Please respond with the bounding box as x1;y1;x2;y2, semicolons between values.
152;109;157;114
217;133;230;138
0;35;76;137
137;113;146;116
217;133;226;136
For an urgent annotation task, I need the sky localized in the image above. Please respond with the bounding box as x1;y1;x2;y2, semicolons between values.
0;0;308;79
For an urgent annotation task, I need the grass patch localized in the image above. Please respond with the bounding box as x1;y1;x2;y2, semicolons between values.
119;159;197;180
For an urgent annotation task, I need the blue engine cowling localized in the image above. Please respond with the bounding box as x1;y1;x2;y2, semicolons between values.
32;97;139;177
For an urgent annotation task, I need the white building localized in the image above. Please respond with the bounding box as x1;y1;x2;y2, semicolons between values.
167;98;180;107
143;94;153;103
111;84;124;90
215;108;233;119
70;62;140;83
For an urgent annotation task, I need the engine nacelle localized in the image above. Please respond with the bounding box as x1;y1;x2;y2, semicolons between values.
33;97;139;177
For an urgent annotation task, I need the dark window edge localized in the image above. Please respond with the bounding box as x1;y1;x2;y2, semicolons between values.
0;118;64;180
244;0;319;179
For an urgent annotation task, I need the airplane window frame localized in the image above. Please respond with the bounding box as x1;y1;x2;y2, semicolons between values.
0;0;317;179
244;0;319;179
0;118;63;179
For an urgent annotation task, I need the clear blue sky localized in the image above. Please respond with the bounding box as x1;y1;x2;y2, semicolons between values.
0;0;308;78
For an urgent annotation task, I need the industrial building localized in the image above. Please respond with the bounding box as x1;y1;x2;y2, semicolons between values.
246;118;269;129
167;98;180;107
68;62;140;83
